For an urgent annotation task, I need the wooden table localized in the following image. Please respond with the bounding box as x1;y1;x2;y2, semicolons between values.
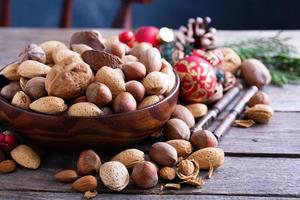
0;29;299;200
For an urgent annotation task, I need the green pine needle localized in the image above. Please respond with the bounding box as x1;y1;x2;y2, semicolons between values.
225;35;300;86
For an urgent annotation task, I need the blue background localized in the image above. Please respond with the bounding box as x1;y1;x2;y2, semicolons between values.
10;0;300;29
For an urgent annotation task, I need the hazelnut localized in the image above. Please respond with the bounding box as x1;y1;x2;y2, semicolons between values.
125;81;145;102
86;82;112;107
149;142;177;166
19;43;46;64
143;71;168;95
164;118;191;140
122;55;138;63
107;42;126;58
129;42;152;58
25;77;47;100
113;92;137;113
101;107;113;115
159;166;176;181
171;104;195;128
190;130;218;150
248;91;270;107
0;82;21;100
123;62;146;81
77;149;101;175
131;161;158;189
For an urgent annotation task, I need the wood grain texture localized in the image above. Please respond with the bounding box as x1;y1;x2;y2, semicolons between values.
1;192;299;200
0;155;299;197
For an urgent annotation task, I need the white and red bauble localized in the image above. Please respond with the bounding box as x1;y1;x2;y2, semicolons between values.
174;55;217;103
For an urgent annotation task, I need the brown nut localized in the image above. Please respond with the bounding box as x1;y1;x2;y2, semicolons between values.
0;63;20;81
190;130;218;150
19;43;46;63
54;169;79;183
143;71;168;95
248;91;270;107
159;166;176;181
30;96;67;114
176;159;199;180
11;91;31;109
129;42;152;58
40;40;67;64
166;139;193;158
149;142;178;166
72;96;87;104
52;48;81;64
86;82;112;107
72;175;98;192
77;149;101;175
113;92;137;113
123;61;146;81
140;47;162;73
185;103;208;118
0;160;16;173
18;60;51;78
240;59;271;88
131;161;158;189
187;147;224;169
216;47;241;74
164;118;191;140
244;104;274;123
171;104;195;128
70;30;105;51
160;59;176;94
137;95;160;109
71;44;92;55
25;77;47;99
45;56;94;99
0;82;21;100
125;80;145;102
95;66;125;97
106;42;126;58
10;145;40;169
122;55;138;63
68;102;102;117
101;106;113;115
111;149;145;169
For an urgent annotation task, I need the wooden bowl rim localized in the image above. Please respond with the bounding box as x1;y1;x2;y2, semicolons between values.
0;63;180;120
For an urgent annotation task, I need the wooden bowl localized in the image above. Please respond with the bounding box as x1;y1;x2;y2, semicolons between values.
0;68;179;150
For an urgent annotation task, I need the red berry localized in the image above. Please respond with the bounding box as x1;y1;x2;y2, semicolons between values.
134;26;159;47
0;131;18;151
119;31;134;44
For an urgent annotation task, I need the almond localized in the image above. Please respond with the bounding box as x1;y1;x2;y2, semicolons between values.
140;47;162;73
0;160;16;173
11;145;40;169
68;102;102;117
185;103;208;118
111;149;145;169
54;169;79;183
77;149;101;175
52;49;81;64
18;60;51;78
0;63;20;81
143;71;168;95
95;66;125;97
166;139;193;158
244;104;274;123
171;104;195;128
187;147;224;169
30;96;67;114
72;175;98;192
137;95;160;109
11;91;31;109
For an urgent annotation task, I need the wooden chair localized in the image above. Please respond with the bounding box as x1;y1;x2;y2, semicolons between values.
0;0;153;28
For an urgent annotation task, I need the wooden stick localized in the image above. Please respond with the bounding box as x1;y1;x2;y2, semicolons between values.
191;85;242;133
213;86;258;140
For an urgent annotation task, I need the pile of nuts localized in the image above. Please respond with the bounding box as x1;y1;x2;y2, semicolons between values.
0;30;176;116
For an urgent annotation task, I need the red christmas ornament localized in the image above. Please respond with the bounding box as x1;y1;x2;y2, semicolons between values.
0;130;18;151
174;55;217;103
134;26;159;46
119;31;134;44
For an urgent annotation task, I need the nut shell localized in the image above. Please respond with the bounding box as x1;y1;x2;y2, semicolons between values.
149;142;178;167
131;161;158;189
164;118;191;140
140;47;162;73
171;104;195;128
187;147;225;169
40;40;67;64
70;30;105;51
19;43;46;63
29;96;67;114
113;92;137;113
10;145;40;169
125;81;145;102
143;71;168;95
166;139;193;158
77;149;101;175
86;82;112;107
0;63;20;81
25;77;47;100
190;130;218;150
95;66;125;97
68;102;102;117
45;56;94;99
111;148;145;169
176;159;199;180
244;104;273;123
18;60;51;78
11;91;31;109
99;161;129;191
